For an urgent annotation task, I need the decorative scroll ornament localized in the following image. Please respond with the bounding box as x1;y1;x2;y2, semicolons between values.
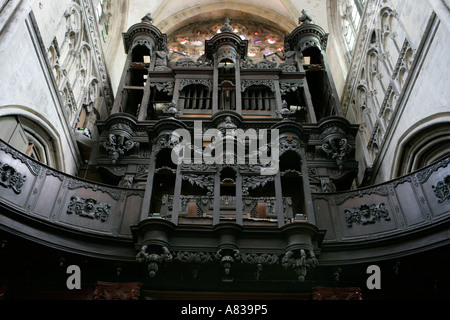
280;82;301;95
432;176;450;203
241;79;276;92
0;142;40;176
136;245;173;278
321;137;352;170
0;162;26;194
175;251;214;279
242;175;275;196
241;253;279;280
175;58;197;67
103;132;139;165
66;196;111;222
215;249;241;282
344;203;391;228
150;82;174;96
279;136;302;155
183;174;215;196
248;59;279;69
282;249;318;282
179;79;213;92
175;251;214;264
155;133;180;153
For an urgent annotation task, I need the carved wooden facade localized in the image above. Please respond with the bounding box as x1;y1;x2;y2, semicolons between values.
0;12;448;300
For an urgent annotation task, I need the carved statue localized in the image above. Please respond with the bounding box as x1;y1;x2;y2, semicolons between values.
196;54;212;66
162;100;180;118
154;43;170;71
299;9;313;24
141;13;153;24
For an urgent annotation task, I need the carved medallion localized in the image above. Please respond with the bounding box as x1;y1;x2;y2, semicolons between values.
344;203;391;227
432;175;450;203
66;196;111;222
0;162;26;194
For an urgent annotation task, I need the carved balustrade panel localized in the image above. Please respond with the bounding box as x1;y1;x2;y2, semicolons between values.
312;156;450;243
0;140;144;238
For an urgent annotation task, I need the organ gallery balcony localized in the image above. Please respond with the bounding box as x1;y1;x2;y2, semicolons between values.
0;139;449;284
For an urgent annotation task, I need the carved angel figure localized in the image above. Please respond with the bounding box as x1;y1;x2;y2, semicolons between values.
154;43;169;70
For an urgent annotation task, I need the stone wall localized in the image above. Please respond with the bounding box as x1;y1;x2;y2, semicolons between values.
0;0;114;175
341;0;450;185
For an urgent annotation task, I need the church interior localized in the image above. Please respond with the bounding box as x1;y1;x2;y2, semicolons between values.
0;0;449;300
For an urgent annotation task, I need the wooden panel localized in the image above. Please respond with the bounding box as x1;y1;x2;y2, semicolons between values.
312;286;363;300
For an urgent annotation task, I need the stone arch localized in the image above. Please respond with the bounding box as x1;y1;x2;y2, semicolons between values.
153;2;296;36
391;113;450;179
0;105;64;171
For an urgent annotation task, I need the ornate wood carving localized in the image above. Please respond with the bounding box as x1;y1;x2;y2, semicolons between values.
103;132;139;165
242;175;275;196
241;79;276;92
66;196;111;222
0;142;40;176
174;251;215;279
312;286;363;300
280;82;301;95
344;203;391;227
279;136;303;155
150;82;175;96
93;281;142;300
136;245;173;278
432;175;450;203
179;79;213;92
415;157;450;184
175;251;214;264
175;58;197;68
0;162;26;194
322;137;352;170
215;248;241;281
241;253;279;280
182;174;215;196
281;249;318;282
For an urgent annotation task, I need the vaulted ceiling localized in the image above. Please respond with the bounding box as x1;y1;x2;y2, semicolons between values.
106;0;348;97
125;0;330;34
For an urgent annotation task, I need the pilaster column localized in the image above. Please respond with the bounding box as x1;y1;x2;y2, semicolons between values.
171;163;183;225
